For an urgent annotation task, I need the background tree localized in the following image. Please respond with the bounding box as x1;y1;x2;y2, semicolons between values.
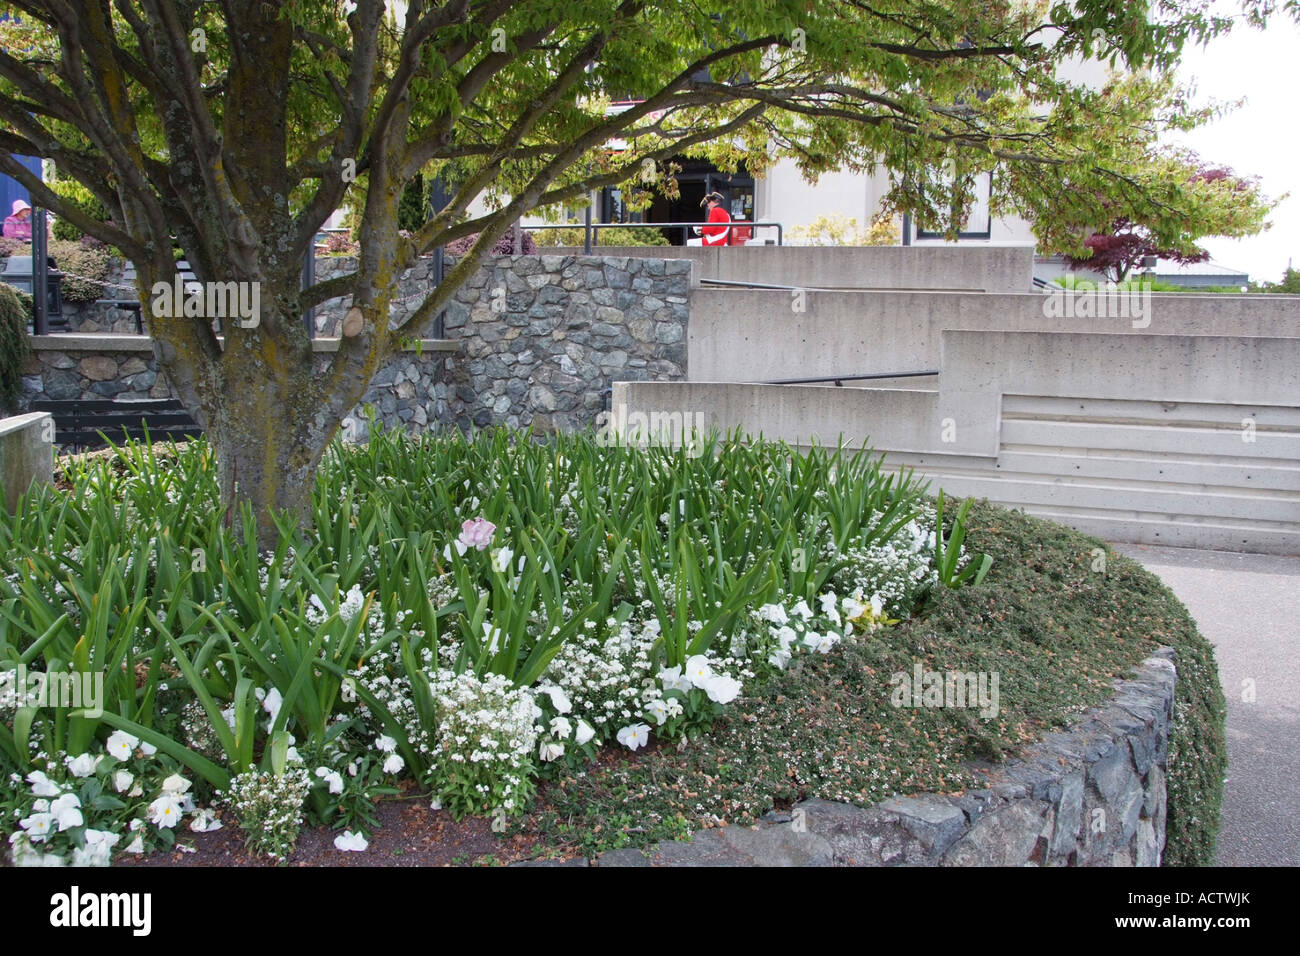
0;0;1280;542
1064;165;1268;281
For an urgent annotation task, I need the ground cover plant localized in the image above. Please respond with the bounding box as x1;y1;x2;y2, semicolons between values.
0;425;992;866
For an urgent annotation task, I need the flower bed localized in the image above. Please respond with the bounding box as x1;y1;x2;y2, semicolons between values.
1;426;996;865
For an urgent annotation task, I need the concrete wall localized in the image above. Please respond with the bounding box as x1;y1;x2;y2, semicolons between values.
550;244;1035;293
614;293;1300;553
688;287;1300;384
0;412;53;513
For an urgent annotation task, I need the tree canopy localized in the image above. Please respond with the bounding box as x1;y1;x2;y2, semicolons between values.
0;0;1283;538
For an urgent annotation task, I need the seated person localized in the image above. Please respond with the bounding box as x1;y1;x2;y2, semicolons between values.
3;199;32;241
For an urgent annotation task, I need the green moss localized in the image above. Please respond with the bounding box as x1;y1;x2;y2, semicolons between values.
527;501;1227;865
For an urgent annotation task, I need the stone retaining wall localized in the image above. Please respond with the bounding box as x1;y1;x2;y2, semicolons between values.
534;650;1178;867
22;254;693;439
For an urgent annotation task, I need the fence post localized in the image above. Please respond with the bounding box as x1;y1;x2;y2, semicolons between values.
584;198;593;255
31;208;48;335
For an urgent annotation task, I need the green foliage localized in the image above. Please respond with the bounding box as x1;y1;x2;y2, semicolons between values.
1254;266;1300;293
534;225;671;247
48;240;110;302
531;501;1227;866
0;283;31;412
398;174;427;233
49;177;109;243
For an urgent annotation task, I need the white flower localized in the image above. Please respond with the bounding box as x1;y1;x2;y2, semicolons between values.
818;592;842;625
769;648;792;669
25;771;61;797
659;666;692;693
260;687;283;729
189;809;222;833
65;753;97;778
704;674;742;705
334;831;369;852
285;746;304;765
870;593;884;617
541;685;572;714
683;655;714;689
538;741;565;762
758;603;789;625
374;735;397;753
482;622;503;654
315;767;344;795
663;698;684;718
18;812;53;840
616;723;651;751
790;599;814;621
803;632;838;654
123;834;145;854
148;794;184;829
161;774;192;796
645;699;669;725
842;594;867;620
549;716;573;739
73;829;119;867
106;730;139;761
574;720;596;746
382;754;404;775
139;742;157;756
49;793;83;831
490;546;514;574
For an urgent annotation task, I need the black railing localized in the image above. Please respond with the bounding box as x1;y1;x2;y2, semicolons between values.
761;370;939;386
526;220;783;252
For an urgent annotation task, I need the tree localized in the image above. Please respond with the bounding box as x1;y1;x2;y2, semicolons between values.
1064;165;1268;281
0;0;1280;543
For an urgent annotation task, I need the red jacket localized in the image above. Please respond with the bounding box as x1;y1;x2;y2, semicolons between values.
701;205;731;245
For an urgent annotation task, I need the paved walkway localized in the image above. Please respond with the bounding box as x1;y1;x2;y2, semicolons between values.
1111;542;1300;867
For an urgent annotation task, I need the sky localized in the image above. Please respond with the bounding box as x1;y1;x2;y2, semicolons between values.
1168;7;1300;283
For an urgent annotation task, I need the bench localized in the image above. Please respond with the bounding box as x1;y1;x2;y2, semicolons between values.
29;398;203;451
99;260;206;335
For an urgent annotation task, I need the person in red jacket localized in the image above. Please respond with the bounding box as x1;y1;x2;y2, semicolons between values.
696;191;731;246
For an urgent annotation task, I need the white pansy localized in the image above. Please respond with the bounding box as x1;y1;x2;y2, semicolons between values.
644;699;669;726
790;599;814;621
148;794;184;829
818;592;842;625
123;834;145;854
574;720;596;746
704;674;742;705
19;812;53;840
683;655;714;689
758;603;789;625
315;767;344;795
374;735;397;753
871;593;884;617
490;547;513;574
616;723;651;751
190;809;223;833
841;593;867;620
49;793;83;831
538;741;565;762
382;754;404;775
334;831;369;852
663;698;684;718
106;730;139;761
549;716;572;739
139;742;157;756
541;685;572;714
65;754;97;778
803;632;838;654
160;774;191;796
25;771;61;797
259;687;283;729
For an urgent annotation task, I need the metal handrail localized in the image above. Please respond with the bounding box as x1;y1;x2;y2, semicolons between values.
527;219;782;251
761;370;939;386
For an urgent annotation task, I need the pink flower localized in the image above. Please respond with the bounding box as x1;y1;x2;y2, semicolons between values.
458;517;496;551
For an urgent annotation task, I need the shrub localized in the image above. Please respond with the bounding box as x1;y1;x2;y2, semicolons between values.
444;228;538;256
0;283;31;412
48;238;111;302
534;225;671;247
0;236;26;260
50;177;109;242
222;767;313;862
790;213;900;246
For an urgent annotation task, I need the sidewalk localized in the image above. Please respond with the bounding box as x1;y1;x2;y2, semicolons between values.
1111;542;1300;867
